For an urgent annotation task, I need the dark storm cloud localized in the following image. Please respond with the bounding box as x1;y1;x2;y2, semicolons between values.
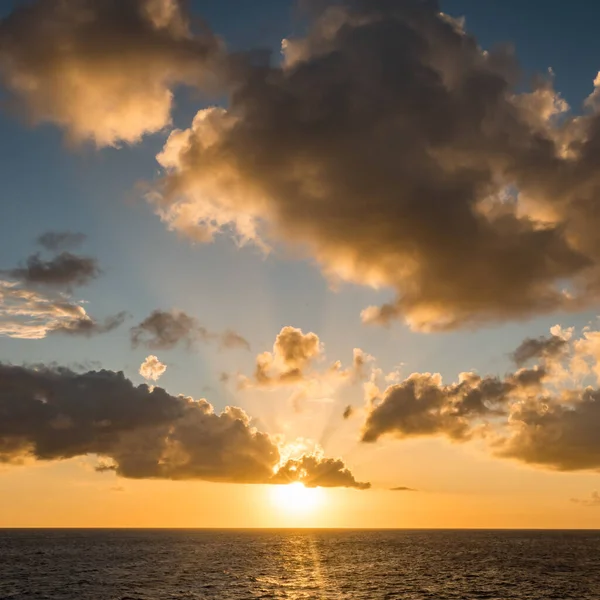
0;362;367;488
153;0;600;331
511;335;569;366
37;232;86;252
130;309;250;351
0;0;223;146
6;252;101;289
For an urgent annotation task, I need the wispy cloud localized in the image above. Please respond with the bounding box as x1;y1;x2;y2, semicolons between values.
0;233;125;339
571;492;600;507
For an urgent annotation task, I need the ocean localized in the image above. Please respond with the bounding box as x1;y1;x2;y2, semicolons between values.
1;529;599;599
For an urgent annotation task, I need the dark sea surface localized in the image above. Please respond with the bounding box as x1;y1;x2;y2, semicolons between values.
1;529;599;599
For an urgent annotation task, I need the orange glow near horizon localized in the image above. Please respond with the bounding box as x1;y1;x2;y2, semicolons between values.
269;482;326;516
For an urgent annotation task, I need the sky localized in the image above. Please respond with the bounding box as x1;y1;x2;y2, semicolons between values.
3;0;600;528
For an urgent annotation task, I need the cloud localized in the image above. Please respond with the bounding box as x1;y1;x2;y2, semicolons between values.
350;348;378;385
270;454;370;489
511;334;569;366
131;309;198;350
571;329;600;384
0;279;85;339
390;486;417;492
37;232;86;252
0;363;275;482
9;1;600;331
5;252;101;289
361;369;541;444
571;492;600;507
130;309;250;351
238;330;382;418
362;373;514;442
496;324;600;471
151;0;600;331
253;326;322;387
220;330;251;351
0;362;367;488
3;232;101;290
0;0;222;146
0;279;123;339
51;312;128;337
499;387;600;471
139;355;167;382
0;233;120;337
357;322;600;474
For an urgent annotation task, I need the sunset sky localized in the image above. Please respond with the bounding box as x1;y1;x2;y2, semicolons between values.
3;0;600;528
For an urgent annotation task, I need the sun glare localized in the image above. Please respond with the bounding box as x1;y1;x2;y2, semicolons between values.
270;482;325;514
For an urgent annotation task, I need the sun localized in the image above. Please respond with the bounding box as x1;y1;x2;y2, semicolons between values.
270;482;325;514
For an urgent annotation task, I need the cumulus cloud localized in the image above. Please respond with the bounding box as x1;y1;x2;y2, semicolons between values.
139;355;167;382
237;329;385;420
570;329;600;384
0;0;222;146
500;389;600;471
150;0;600;331
361;370;537;443
9;1;600;331
271;454;370;489
253;326;322;387
358;322;600;474
130;309;250;351
238;328;378;411
0;362;368;488
234;330;395;432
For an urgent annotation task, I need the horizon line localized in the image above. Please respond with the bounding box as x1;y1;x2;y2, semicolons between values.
2;526;600;532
